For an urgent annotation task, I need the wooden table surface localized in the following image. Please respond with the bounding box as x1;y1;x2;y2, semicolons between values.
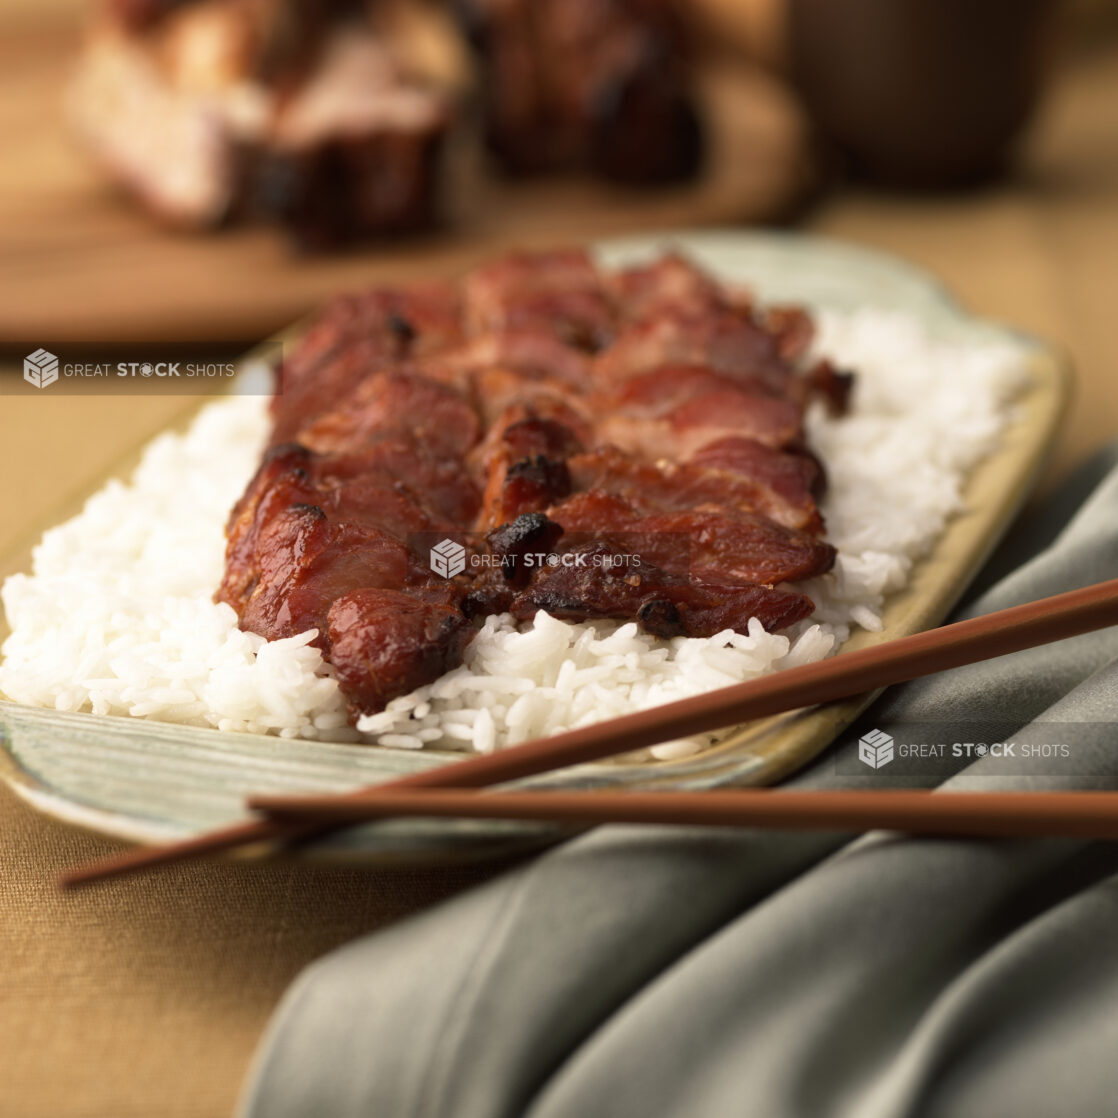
1;24;1117;1118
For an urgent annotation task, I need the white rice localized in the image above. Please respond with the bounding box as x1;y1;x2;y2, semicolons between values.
0;309;1028;757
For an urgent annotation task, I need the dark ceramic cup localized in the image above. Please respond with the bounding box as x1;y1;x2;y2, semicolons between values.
788;0;1059;187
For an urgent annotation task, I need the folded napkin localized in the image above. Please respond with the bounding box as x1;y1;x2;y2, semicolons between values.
241;445;1118;1118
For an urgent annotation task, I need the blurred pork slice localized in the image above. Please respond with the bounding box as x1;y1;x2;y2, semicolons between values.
69;0;454;246
455;0;703;183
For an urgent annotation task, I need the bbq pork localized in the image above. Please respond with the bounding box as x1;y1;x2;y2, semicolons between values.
218;250;851;719
72;0;703;245
456;0;702;182
71;1;452;247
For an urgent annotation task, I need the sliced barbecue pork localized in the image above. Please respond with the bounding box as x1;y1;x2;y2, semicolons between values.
220;249;850;718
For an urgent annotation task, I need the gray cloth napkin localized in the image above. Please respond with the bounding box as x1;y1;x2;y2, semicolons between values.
240;445;1118;1118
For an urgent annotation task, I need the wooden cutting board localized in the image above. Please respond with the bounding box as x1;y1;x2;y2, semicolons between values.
0;22;815;345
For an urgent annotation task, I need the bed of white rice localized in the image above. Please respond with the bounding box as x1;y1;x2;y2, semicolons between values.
0;309;1027;758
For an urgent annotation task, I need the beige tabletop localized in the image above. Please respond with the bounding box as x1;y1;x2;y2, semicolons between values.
2;20;1118;1118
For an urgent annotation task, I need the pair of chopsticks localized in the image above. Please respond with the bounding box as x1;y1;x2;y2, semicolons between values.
257;788;1118;841
59;577;1118;889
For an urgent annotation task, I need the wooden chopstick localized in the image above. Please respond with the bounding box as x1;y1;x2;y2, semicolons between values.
58;576;1118;889
247;788;1118;841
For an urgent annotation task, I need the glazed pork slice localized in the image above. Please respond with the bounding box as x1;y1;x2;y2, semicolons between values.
461;249;615;350
271;282;462;443
474;414;582;530
602;364;785;409
593;363;806;457
326;588;474;716
509;541;816;639
547;491;836;586
602;254;852;413
292;369;481;459
219;452;417;644
437;332;596;392
569;442;825;534
220;441;459;574
687;438;825;532
217;442;477;642
596;308;796;393
234;508;414;644
607;253;731;323
302;439;483;526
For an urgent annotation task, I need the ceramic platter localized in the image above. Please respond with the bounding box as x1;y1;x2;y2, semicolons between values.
0;231;1071;861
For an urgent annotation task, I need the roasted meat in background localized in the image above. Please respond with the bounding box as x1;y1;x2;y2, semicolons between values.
71;0;454;247
218;250;852;719
70;0;702;247
455;0;702;182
